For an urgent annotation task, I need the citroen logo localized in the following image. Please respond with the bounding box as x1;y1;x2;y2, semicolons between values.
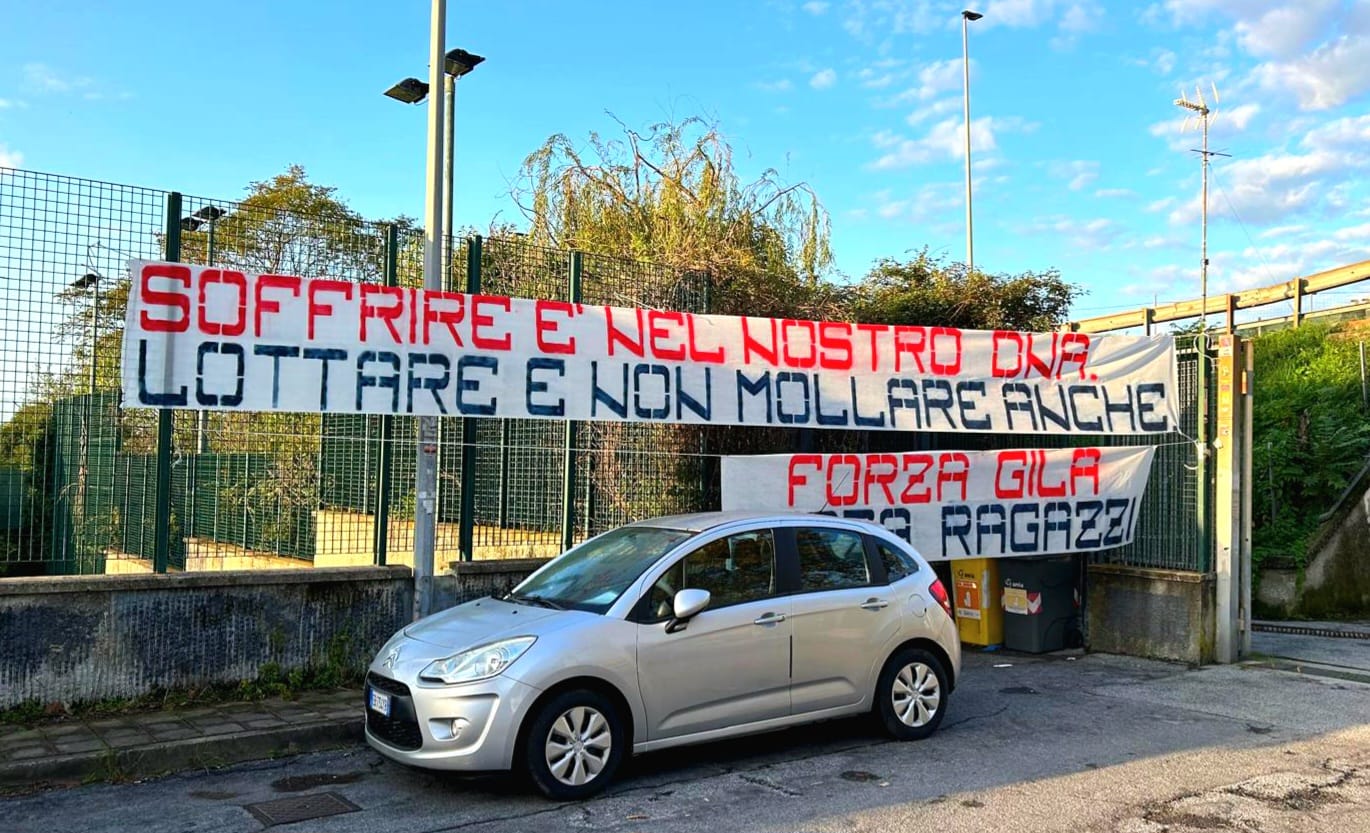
383;647;401;670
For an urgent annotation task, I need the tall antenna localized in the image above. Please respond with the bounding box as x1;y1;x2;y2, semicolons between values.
1174;84;1230;334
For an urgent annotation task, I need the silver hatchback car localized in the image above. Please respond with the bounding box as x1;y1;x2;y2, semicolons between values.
364;511;961;800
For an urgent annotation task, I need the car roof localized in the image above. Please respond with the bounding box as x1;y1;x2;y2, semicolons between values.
627;510;880;535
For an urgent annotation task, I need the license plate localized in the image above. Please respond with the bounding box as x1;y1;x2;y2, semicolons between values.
368;687;391;717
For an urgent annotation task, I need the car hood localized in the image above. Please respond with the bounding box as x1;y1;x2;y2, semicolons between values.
401;597;571;652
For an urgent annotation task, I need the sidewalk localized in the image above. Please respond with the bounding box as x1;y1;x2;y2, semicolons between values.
0;688;362;792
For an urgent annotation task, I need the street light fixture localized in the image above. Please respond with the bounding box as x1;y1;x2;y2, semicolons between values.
961;9;983;275
70;270;102;395
384;77;430;104
385;47;485;286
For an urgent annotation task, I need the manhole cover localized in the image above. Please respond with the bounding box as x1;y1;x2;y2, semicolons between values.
244;792;361;826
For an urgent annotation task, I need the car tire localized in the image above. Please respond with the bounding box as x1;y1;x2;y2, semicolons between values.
874;647;948;741
522;688;626;801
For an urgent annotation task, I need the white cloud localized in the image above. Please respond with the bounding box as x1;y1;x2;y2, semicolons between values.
1154;49;1177;74
869;182;965;231
1254;34;1370;110
23;63;90;94
810;68;838;89
1167;128;1365;226
1258;223;1308;239
1048;160;1099;191
802;0;830;13
1018;214;1121;251
906;98;962;125
890;59;964;104
841;0;942;39
871;115;1018;169
0;144;22;169
1234;0;1339;59
756;79;794;93
984;0;1057;28
1095;188;1137;199
1333;222;1370;242
1147;197;1176;213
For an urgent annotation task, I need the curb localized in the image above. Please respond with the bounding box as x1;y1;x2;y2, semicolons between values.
1244;657;1370;687
0;719;363;790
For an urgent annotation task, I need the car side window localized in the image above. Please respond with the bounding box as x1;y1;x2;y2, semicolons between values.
646;530;776;620
796;528;871;592
875;540;919;583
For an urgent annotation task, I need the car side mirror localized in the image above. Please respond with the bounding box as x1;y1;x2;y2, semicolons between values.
666;588;711;633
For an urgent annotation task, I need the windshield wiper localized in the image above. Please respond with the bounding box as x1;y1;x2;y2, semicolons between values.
506;592;564;610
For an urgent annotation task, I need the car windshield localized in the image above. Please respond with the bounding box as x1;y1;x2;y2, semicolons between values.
510;525;693;614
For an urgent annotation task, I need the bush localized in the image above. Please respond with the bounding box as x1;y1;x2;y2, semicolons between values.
1252;324;1370;568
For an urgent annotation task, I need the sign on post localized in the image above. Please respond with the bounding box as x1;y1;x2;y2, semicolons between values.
121;261;1178;435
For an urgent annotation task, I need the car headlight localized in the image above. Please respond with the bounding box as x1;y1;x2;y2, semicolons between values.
419;636;536;684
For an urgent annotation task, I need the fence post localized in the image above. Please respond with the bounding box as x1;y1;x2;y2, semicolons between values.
1292;277;1303;326
561;252;583;552
373;224;399;566
458;236;482;562
153;192;182;574
497;421;511;528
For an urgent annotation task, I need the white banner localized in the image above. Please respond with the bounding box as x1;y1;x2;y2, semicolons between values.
720;446;1157;560
121;261;1178;435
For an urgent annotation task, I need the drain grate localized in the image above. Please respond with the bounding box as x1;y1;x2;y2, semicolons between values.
244;792;361;827
1253;623;1370;641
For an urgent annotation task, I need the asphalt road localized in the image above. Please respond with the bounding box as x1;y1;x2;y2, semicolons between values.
3;651;1369;833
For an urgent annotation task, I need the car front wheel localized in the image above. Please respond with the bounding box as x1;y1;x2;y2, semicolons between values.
874;647;948;741
522;688;625;800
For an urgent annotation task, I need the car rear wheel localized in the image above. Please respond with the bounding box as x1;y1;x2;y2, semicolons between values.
874;647;948;741
522;688;625;800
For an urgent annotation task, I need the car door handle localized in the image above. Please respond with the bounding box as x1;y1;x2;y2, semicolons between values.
860;598;890;610
753;612;787;626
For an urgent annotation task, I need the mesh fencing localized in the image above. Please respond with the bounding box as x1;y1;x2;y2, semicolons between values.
1;166;1213;576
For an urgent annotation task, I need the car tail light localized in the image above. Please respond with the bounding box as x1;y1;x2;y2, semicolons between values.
928;577;955;620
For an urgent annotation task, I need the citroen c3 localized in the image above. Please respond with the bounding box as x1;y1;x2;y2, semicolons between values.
363;511;960;799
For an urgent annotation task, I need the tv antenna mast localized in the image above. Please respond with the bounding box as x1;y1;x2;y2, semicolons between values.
1174;84;1231;334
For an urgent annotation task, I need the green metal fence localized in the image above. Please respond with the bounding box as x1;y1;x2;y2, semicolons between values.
0;165;1214;576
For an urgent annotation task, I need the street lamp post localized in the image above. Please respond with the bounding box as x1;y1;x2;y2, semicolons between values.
961;9;983;274
386;48;485;285
182;205;229;454
385;38;484;620
71;271;100;395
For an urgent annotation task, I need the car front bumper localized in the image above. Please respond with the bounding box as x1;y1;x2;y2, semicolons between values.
363;663;545;772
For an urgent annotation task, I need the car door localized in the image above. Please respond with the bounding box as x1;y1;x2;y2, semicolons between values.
785;525;901;714
635;528;792;740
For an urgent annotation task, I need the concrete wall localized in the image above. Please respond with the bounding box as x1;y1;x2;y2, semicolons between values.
0;566;412;708
1087;564;1215;665
1256;481;1370;619
433;558;551;610
1292;486;1370;618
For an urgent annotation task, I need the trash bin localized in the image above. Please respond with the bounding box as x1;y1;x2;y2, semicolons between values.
1000;555;1081;653
953;558;1002;648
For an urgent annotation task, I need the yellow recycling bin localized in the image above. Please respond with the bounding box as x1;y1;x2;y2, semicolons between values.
952;558;1003;647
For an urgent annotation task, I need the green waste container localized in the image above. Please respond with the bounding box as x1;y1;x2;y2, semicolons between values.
1000;555;1082;653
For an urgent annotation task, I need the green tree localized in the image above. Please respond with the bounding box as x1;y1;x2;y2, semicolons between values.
514;115;835;318
846;247;1082;331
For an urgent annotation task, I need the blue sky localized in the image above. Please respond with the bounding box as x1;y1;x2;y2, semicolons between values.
1;0;1368;324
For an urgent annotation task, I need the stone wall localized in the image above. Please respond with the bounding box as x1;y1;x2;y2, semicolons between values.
0;566;411;708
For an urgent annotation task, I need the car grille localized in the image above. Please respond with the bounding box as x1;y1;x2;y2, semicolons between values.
365;672;422;751
367;671;411;697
